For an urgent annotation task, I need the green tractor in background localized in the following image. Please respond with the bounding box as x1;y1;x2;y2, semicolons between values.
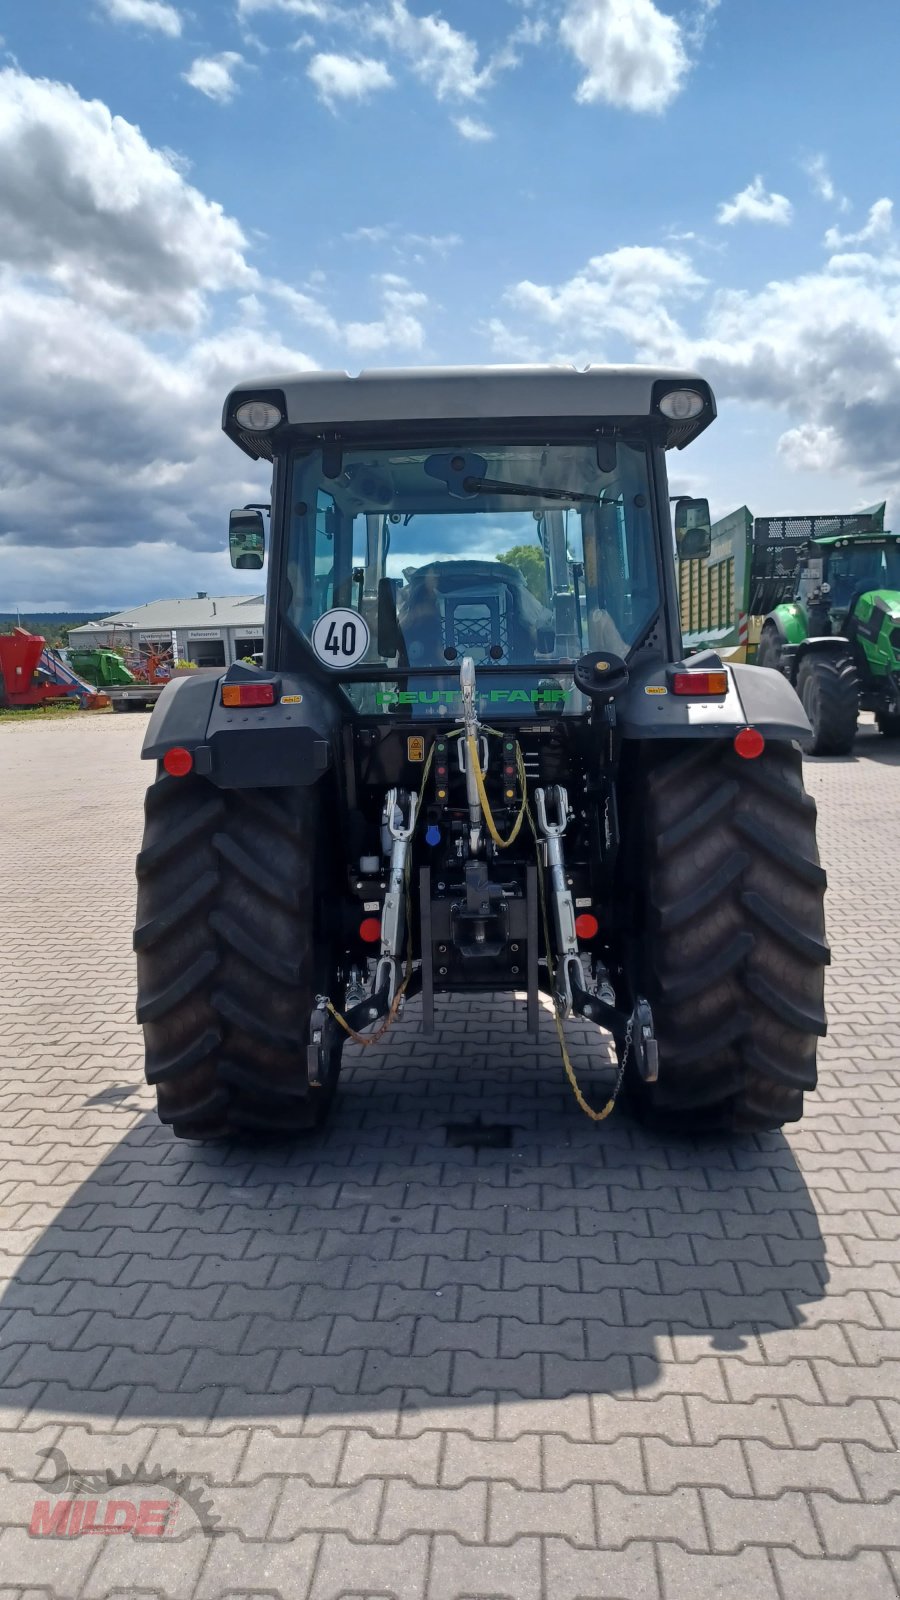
755;503;900;755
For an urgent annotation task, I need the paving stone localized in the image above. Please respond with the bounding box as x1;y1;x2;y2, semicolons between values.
644;1439;753;1494
338;1429;442;1486
489;1481;595;1543
782;1397;894;1447
426;1534;542;1600
686;1395;791;1446
543;1434;646;1491
269;1477;382;1538
846;1443;900;1501
657;1542;779;1600
745;1440;860;1498
79;1531;208;1599
194;1533;319;1599
238;1427;345;1484
441;1432;541;1488
544;1537;659;1600
310;1532;429;1599
703;1487;821;1554
594;1485;708;1551
380;1479;488;1540
810;1493;900;1554
772;1549;898;1600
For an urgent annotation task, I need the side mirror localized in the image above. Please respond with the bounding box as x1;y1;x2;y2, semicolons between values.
229;509;265;571
674;497;712;561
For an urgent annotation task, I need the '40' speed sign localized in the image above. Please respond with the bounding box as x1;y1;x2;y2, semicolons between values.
310;608;371;668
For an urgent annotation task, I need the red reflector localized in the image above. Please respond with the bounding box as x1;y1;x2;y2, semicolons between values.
163;746;193;777
574;913;599;940
672;670;728;696
359;917;381;944
734;727;765;760
221;682;276;708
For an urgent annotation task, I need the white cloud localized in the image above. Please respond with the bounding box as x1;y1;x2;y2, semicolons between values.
494;218;900;510
824;198;893;251
689;260;900;492
0;68;255;329
802;152;849;212
717;176;793;227
683;0;720;48
366;0;494;101
345;225;461;254
455;114;494;141
307;52;394;106
483;316;544;361
237;0;335;15
275;272;428;351
559;0;689;113
97;0;182;35
0;276;316;562
776;422;840;474
344;225;392;244
0;68;437;606
505;244;707;359
183;53;245;104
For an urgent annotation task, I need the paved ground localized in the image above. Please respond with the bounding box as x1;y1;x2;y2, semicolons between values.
0;713;899;1600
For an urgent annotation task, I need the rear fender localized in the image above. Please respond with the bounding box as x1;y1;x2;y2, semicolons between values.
142;669;342;787
618;659;811;743
793;635;853;667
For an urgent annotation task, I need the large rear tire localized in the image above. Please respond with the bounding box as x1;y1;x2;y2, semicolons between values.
796;653;859;755
628;740;828;1134
134;774;343;1140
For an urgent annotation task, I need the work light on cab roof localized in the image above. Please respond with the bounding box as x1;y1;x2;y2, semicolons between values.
658;389;705;421
234;400;282;431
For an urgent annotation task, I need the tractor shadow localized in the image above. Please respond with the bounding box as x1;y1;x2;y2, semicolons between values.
804;724;900;768
0;997;827;1430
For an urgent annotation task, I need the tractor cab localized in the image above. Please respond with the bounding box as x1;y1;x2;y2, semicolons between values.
807;533;900;618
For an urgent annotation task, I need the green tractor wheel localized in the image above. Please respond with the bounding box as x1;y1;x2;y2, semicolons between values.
875;710;900;738
755;625;783;672
796;653;859;756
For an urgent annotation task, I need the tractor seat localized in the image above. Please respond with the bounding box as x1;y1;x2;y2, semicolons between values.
398;560;550;666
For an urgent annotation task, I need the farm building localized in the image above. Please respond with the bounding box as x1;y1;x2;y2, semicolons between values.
67;593;265;668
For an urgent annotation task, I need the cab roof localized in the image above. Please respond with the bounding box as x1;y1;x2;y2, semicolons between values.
222;363;716;461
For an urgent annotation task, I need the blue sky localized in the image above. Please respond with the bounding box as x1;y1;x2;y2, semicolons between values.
0;0;898;608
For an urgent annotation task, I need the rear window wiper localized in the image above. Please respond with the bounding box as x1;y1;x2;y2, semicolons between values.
464;475;595;504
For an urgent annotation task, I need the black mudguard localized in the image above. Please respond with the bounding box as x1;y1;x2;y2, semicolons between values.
618;659;811;743
142;669;342;787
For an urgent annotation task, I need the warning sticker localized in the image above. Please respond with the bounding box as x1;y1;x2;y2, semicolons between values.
644;685;668;695
281;694;303;704
407;736;426;762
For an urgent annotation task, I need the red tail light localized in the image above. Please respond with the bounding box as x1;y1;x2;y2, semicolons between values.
575;913;599;940
221;683;275;708
163;746;193;777
359;917;381;943
672;670;728;696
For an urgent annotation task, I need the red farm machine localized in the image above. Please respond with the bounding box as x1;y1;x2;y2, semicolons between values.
0;629;109;711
